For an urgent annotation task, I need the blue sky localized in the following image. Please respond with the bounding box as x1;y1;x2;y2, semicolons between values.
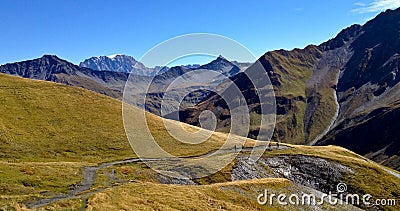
1;0;399;66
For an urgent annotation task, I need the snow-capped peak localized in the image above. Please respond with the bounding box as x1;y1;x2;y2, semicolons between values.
107;54;121;59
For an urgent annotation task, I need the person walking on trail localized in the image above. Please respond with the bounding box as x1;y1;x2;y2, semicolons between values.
268;141;272;149
234;145;237;152
276;141;279;149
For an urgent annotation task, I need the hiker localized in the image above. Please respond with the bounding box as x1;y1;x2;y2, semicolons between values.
276;142;279;149
268;141;272;148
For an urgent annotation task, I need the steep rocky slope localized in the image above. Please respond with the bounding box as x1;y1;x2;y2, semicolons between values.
314;8;400;170
176;46;321;143
79;54;163;76
176;8;400;170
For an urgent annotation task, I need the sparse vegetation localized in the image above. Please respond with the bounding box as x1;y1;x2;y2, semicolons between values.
84;179;290;210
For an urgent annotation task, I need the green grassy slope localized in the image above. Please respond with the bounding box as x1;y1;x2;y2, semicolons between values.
0;73;398;210
0;73;240;163
261;46;322;144
0;73;132;163
0;73;251;209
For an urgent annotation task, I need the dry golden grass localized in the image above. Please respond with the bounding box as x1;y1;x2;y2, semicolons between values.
0;73;256;162
124;106;255;158
0;73;132;163
0;161;88;210
0;73;257;209
84;177;365;211
85;179;288;211
1;73;399;210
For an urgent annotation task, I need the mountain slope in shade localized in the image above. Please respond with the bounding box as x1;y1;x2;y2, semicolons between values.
314;8;400;170
0;55;128;99
176;8;400;170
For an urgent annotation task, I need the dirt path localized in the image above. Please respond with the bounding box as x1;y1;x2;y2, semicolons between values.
24;158;142;209
24;143;398;209
384;168;400;179
23;144;288;209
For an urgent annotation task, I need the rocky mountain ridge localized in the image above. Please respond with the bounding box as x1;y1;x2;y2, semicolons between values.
79;54;164;76
176;8;400;170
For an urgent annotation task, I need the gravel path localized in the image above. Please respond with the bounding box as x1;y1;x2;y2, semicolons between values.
24;158;142;209
23;144;288;209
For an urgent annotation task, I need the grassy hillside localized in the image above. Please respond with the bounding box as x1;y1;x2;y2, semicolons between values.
0;73;251;209
0;73;399;210
260;46;322;144
0;73;248;163
0;73;131;163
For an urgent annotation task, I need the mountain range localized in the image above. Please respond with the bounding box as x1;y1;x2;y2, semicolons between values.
79;54;251;76
0;54;248;116
0;55;128;98
1;7;400;210
176;8;400;171
1;8;400;173
0;53;244;94
79;54;164;76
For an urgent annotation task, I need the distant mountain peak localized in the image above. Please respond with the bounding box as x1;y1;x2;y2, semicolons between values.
217;55;227;60
197;55;240;77
205;55;231;65
107;54;123;59
42;54;59;58
0;54;82;81
79;54;157;75
41;54;63;61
